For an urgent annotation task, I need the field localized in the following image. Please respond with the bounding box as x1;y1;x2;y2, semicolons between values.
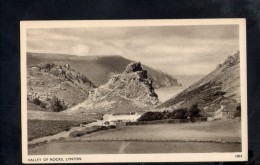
29;141;241;155
71;119;241;143
28;119;241;154
27;101;47;111
27;110;102;140
27;110;102;121
28;120;89;140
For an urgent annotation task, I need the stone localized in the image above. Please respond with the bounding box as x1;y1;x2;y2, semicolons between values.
125;62;143;73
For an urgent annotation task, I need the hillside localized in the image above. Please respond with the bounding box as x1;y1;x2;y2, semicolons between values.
27;52;181;88
158;52;241;117
66;62;160;114
27;63;96;111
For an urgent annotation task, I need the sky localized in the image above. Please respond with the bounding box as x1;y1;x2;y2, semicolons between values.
27;25;239;77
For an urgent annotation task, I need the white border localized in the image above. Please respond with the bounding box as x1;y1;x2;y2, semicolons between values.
21;19;248;163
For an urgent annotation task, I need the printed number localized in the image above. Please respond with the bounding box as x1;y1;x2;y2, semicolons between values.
235;154;242;158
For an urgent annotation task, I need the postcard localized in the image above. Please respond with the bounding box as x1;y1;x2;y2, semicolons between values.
21;19;247;163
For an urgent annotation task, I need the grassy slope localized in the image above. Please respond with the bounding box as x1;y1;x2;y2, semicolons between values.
27;63;95;110
28;120;84;140
27;100;48;111
27;110;102;121
27;110;102;140
158;54;240;115
29;141;241;154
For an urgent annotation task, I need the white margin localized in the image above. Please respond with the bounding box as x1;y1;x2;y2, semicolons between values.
20;19;248;163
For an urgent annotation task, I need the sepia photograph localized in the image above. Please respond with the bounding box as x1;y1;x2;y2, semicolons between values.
21;19;247;163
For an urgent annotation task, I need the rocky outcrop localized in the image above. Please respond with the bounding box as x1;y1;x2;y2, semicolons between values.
158;52;241;118
125;62;143;73
27;63;96;111
67;62;160;114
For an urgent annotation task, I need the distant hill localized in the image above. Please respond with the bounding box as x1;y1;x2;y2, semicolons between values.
27;63;96;111
158;52;241;117
27;52;181;88
66;62;160;114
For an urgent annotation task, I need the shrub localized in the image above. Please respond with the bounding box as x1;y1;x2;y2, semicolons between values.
65;126;71;131
33;98;41;105
40;102;47;108
138;105;204;122
188;104;201;118
138;112;164;121
234;104;241;117
51;96;65;112
173;109;188;119
107;125;116;129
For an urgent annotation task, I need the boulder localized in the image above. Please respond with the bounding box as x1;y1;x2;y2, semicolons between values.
137;70;148;79
125;62;143;73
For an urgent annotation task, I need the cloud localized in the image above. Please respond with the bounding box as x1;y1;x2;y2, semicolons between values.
26;25;239;76
71;44;89;56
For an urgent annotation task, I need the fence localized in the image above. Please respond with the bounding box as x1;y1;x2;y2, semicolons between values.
65;137;241;144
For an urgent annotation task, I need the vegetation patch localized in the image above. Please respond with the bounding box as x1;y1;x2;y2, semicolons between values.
28;120;88;140
138;104;202;121
75;119;241;144
69;125;116;138
234;105;241;117
127;118;207;125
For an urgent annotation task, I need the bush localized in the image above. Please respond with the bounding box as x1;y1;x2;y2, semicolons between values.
173;109;188;119
138;112;164;121
33;98;41;105
138;104;203;121
107;125;116;129
188;104;201;118
51;96;65;112
40;102;47;108
65;126;71;131
234;104;241;117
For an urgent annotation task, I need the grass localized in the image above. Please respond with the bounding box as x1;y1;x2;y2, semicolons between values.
27;110;103;121
27;109;102;141
27;100;48;111
28;119;242;154
75;119;241;143
29;141;241;155
69;125;116;138
28;120;90;140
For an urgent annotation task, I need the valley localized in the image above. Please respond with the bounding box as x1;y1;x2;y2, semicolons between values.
155;85;188;102
27;52;242;155
28;118;241;154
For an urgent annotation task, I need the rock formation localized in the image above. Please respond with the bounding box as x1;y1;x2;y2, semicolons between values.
67;62;160;114
27;63;96;111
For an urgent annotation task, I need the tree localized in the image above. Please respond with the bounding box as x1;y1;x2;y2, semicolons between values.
33;97;41;105
188;104;201;118
51;96;64;112
173;109;188;119
40;102;47;108
137;112;164;121
234;104;241;117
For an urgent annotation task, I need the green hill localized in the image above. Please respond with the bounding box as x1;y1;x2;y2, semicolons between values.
158;52;241;118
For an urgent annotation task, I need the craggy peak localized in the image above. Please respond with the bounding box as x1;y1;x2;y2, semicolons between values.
68;61;160;114
125;62;143;73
